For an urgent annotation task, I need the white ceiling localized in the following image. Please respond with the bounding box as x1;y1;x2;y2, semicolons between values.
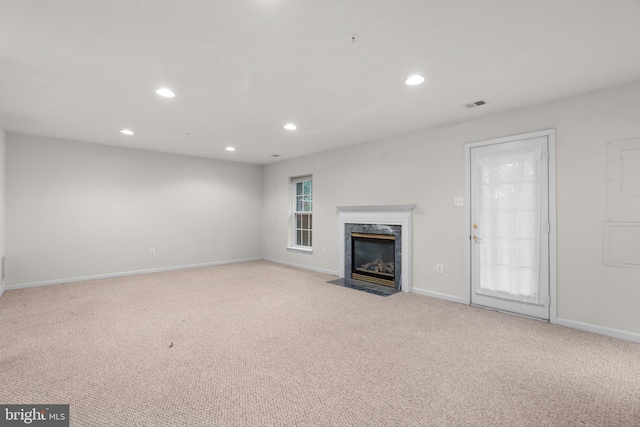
1;1;640;165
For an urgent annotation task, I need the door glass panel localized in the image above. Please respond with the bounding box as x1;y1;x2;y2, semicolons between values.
475;146;542;304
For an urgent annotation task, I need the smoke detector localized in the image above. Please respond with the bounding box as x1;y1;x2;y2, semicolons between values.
464;99;487;108
465;100;487;109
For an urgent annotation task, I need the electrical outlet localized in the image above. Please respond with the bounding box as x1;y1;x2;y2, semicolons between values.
454;197;464;207
150;248;156;256
322;248;327;256
436;264;444;274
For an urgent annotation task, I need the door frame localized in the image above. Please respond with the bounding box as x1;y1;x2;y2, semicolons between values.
464;129;558;322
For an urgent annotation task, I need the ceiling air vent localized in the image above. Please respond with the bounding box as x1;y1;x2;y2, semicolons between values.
465;100;487;109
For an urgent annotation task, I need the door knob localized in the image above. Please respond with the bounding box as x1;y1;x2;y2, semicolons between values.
473;235;482;242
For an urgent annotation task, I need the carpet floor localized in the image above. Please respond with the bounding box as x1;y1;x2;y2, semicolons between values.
1;260;639;426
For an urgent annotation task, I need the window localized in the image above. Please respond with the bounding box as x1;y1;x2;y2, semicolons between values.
292;176;313;249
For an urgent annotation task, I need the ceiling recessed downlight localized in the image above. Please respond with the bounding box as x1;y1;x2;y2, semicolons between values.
155;88;176;98
284;123;297;131
120;129;134;135
405;75;425;86
225;146;236;152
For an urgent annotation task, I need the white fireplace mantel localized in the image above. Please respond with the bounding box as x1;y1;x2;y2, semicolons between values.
336;204;416;214
337;204;415;292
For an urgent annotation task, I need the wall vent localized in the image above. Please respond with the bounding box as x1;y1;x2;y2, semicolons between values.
465;100;487;109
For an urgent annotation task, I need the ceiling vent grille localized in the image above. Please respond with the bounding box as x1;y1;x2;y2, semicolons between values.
465;100;487;109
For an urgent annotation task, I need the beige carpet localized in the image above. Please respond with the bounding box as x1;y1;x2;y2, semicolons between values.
1;261;638;426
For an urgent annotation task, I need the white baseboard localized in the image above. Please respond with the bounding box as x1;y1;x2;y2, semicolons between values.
411;287;467;304
0;282;5;299
5;257;263;291
414;289;639;343
7;259;639;344
263;257;339;277
554;317;640;343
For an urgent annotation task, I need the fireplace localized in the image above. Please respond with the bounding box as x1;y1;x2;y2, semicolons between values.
351;233;396;287
337;204;415;293
344;223;402;290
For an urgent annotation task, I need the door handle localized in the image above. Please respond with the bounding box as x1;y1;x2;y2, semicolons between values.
473;235;483;242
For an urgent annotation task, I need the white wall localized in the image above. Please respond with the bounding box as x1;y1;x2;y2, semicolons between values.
6;134;263;285
263;79;640;337
0;123;6;297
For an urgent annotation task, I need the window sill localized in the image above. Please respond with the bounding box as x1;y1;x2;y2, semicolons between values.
287;246;313;254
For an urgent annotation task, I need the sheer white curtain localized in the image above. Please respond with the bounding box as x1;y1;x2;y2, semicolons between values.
476;146;541;303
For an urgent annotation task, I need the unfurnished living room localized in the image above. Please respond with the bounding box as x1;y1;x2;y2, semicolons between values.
1;1;640;426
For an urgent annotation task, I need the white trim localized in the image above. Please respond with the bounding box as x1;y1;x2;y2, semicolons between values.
263;257;339;276
336;204;416;213
291;175;312;183
464;145;472;305
411;287;467;304
5;258;263;290
337;204;415;293
287;246;313;254
548;131;558;324
465;129;556;149
554;317;640;343
291;175;313;250
0;283;5;299
464;129;557;320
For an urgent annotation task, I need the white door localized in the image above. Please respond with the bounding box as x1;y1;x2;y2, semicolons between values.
469;133;551;320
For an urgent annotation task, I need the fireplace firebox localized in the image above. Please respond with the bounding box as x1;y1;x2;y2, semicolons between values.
351;233;396;287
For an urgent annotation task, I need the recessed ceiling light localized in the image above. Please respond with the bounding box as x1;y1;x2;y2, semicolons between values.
156;88;176;98
405;75;425;86
120;129;134;135
225;146;236;152
284;123;297;131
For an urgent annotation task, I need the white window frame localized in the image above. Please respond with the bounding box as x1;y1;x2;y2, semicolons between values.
288;175;313;253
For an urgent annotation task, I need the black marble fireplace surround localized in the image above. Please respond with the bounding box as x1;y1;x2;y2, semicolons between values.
345;223;402;290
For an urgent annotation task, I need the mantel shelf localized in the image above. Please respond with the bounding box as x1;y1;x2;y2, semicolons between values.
335;204;416;214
